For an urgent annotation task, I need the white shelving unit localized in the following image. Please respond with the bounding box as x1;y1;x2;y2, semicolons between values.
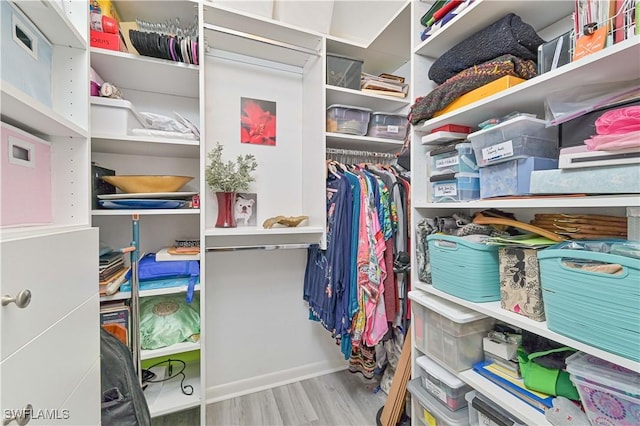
326;132;404;152
92;209;200;217
145;361;201;418
92;135;200;159
101;284;202;302
409;1;639;425
142;341;201;361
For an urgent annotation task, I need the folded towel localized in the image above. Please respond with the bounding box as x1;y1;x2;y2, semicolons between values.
429;13;544;84
410;55;537;125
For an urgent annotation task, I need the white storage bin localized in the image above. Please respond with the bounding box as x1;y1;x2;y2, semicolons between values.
467;116;558;167
326;104;371;136
412;292;494;372
417;356;473;411
366;112;408;140
1;1;53;107
1;122;52;227
408;378;470;426
90;97;144;136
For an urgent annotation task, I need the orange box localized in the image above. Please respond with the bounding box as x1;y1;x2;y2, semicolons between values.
90;30;127;52
434;76;526;117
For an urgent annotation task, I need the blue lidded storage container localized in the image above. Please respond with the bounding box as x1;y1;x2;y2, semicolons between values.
428;234;500;302
431;172;480;203
479;157;558;199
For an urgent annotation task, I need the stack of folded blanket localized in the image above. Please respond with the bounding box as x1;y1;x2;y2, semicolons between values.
410;13;545;125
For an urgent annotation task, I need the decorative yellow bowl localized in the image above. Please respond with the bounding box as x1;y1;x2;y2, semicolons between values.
100;175;194;193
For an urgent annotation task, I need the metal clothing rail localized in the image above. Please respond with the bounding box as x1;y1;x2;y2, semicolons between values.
206;243;312;252
326;147;397;165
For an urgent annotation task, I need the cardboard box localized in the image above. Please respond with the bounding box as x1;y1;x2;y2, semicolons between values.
90;29;127;52
434;76;525;117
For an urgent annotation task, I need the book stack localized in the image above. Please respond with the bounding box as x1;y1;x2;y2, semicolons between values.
156;238;200;262
99;251;128;296
360;73;409;98
100;300;130;347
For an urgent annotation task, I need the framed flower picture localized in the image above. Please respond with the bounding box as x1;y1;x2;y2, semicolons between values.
240;97;276;146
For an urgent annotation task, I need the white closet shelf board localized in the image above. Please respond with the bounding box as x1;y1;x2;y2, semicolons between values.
326;2;411;76
413;195;640;210
92;209;200;216
326;86;410;112
146;361;201;418
326;132;404;153
458;369;550;425
414;0;574;58
411;287;640;372
101;284;202;302
142;342;201;361
205;226;324;237
203;4;322;68
1;82;87;138
204;226;324;249
91;135;200;159
414;37;640;133
16;0;86;49
0;224;89;243
113;0;199;25
90;48;200;98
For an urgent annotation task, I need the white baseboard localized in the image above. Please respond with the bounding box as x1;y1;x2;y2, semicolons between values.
206;360;348;404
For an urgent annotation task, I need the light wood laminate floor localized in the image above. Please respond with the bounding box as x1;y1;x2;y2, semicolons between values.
152;369;387;426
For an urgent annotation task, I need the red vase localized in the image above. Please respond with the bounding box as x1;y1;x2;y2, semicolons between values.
215;192;237;228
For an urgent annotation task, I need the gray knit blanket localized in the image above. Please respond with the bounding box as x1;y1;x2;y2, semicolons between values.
428;13;545;85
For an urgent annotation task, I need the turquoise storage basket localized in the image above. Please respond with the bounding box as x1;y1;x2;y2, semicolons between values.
427;234;500;302
538;243;640;362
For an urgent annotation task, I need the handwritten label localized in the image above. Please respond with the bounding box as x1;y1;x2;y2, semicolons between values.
482;140;514;162
435;155;459;169
386;125;399;134
434;183;457;197
479;412;501;426
426;380;448;404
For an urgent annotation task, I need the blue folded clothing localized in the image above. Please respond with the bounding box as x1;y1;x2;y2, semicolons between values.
124;253;200;302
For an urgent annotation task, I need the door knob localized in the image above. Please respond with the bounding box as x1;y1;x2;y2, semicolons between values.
1;289;31;308
3;404;32;425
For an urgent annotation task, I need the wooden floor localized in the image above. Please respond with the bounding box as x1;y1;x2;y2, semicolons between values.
152;369;387;426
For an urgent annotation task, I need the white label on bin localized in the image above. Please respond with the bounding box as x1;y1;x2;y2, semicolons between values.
482;140;514;162
386;125;399;134
426;380;448;404
435;156;459;169
479;412;500;426
434;183;457;197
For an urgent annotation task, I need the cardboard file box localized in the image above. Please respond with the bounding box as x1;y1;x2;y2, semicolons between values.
498;247;545;321
1;122;52;227
1;1;53;107
434;76;525;117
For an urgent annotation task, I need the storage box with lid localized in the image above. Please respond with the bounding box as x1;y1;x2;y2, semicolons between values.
91;97;145;136
1;122;52;227
479;157;558;199
410;291;495;372
326;104;371;136
427;235;501;302
326;54;363;90
430;143;478;177
430;173;480;203
538;240;640;362
498;247;546;321
467;116;558;167
566;352;640;426
407;378;470;426
1;0;53;107
416;355;473;411
366;112;408;140
465;390;525;426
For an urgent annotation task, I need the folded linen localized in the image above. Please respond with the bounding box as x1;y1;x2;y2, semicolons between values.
428;13;544;84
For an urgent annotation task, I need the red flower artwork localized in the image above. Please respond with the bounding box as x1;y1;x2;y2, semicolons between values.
241;98;276;146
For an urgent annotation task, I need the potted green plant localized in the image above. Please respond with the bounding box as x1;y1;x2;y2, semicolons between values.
205;142;258;228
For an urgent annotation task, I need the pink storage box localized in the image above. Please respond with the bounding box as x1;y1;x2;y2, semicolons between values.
1;122;52;227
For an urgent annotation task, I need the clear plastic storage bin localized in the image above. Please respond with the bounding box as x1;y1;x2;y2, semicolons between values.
417;355;473;411
479;157;558;199
411;292;494;372
407;378;470;426
468;116;558;167
366;112;408;140
326;104;371;136
430;143;478;176
431;172;480;203
326;54;363;90
465;390;525;426
91;97;144;136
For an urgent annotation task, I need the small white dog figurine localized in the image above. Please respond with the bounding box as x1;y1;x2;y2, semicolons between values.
234;195;255;225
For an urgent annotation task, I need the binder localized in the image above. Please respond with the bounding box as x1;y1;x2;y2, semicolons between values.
472;360;554;413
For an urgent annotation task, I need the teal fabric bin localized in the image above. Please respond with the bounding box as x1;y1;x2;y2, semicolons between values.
427;234;500;302
538;241;640;362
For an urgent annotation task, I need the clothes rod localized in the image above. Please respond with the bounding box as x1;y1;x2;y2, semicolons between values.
206;243;312;252
203;23;321;57
326;148;397;159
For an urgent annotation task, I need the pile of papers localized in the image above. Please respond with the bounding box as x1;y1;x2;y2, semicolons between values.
361;73;409;98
